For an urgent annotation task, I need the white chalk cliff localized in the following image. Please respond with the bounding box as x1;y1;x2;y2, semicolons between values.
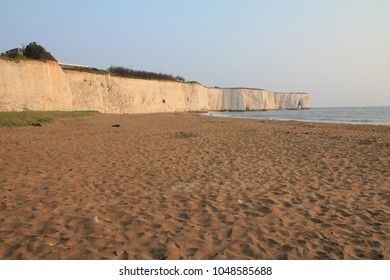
0;59;310;113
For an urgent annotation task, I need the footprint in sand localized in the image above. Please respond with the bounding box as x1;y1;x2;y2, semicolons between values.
186;247;199;258
1;189;15;210
255;205;272;216
149;243;168;260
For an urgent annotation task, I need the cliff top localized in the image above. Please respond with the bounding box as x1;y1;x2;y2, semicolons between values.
1;42;56;62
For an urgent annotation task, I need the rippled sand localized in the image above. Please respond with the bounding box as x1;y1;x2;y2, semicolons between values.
0;113;389;259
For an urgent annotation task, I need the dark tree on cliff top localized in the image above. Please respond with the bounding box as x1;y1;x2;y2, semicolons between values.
23;42;57;62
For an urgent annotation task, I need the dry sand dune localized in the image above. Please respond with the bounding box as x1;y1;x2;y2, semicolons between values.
0;113;389;259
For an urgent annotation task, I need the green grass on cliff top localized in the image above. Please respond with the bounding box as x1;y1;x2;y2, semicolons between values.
0;111;98;127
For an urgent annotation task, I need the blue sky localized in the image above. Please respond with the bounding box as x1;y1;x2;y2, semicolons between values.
1;0;389;107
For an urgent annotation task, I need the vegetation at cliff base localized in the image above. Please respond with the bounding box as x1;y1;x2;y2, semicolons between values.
0;111;98;127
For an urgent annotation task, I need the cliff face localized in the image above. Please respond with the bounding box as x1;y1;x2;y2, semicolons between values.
208;89;310;111
0;59;72;111
0;59;310;113
66;70;210;113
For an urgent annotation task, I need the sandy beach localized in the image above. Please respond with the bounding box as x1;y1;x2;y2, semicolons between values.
0;113;389;260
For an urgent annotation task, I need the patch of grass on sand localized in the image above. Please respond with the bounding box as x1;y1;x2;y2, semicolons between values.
0;111;98;127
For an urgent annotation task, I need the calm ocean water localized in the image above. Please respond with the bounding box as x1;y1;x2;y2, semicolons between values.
207;107;390;126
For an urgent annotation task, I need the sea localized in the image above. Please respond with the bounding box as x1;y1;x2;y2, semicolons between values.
206;106;390;126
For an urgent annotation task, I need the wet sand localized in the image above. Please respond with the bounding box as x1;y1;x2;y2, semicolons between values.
0;113;389;260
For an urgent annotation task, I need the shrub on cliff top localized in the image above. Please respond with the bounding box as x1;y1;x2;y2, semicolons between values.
23;42;57;62
108;66;185;82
